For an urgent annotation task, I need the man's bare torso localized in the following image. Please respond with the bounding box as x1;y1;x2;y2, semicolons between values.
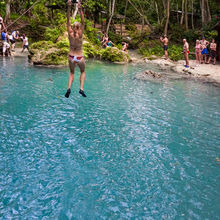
163;37;168;45
210;43;217;51
69;30;83;56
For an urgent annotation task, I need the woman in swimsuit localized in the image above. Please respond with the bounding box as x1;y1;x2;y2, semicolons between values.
195;40;202;66
65;0;86;98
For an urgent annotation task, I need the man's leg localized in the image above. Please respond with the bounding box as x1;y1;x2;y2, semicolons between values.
186;54;189;66
3;42;6;56
165;50;168;59
12;42;15;51
65;60;75;98
80;71;85;91
201;53;203;63
78;59;86;97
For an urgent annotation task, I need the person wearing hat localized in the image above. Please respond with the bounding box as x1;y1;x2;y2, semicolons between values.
200;36;209;64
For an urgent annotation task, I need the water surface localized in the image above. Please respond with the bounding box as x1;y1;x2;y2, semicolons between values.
0;57;220;219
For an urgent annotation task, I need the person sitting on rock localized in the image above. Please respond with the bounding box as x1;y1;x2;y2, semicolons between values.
200;36;209;64
10;30;19;51
101;33;109;48
21;34;29;53
122;42;128;53
183;39;189;68
160;35;169;60
65;0;87;98
104;39;114;48
1;30;11;57
208;39;217;65
0;14;5;33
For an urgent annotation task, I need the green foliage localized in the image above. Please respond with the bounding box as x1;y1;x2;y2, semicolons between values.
84;18;100;45
138;38;184;61
168;45;184;61
0;1;5;16
30;41;55;50
83;42;99;59
44;51;68;65
138;39;163;58
56;39;69;49
125;24;137;32
101;47;129;62
44;27;60;43
31;1;50;25
108;31;123;45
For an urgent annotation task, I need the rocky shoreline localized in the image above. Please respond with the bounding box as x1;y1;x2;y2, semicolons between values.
133;57;220;87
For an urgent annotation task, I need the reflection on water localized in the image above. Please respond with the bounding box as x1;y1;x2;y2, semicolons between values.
0;58;220;219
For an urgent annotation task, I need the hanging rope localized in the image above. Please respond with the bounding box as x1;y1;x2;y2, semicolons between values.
5;0;42;30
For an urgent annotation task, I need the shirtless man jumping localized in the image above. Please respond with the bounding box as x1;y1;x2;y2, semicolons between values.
65;0;86;98
160;35;169;60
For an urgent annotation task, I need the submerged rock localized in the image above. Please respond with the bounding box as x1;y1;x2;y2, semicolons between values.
135;70;164;82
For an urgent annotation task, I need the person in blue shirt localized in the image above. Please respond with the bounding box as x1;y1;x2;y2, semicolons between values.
10;30;19;51
1;30;11;56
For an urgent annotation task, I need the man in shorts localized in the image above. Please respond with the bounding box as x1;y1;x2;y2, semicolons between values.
21;34;29;53
183;39;189;68
10;30;19;51
1;30;11;56
65;0;86;98
200;36;209;64
160;35;169;60
208;39;217;65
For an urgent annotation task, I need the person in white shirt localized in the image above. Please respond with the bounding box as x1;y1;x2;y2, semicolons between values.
21;34;29;53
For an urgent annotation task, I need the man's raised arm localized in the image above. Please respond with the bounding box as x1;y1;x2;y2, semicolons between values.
67;0;72;34
78;2;85;31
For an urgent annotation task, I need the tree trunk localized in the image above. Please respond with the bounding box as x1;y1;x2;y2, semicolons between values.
155;1;160;26
185;0;188;31
164;0;170;35
73;4;79;20
180;0;185;25
200;0;205;25
127;0;152;30
5;0;12;24
123;0;128;23
191;0;194;29
205;0;211;23
106;0;116;34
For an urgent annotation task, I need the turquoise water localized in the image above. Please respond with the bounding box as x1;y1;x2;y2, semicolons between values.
0;57;220;219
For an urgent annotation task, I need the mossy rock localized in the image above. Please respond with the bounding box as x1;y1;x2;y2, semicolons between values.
43;51;68;65
100;47;130;62
30;41;55;50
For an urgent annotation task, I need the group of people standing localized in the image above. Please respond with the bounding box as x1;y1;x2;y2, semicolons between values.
195;37;217;65
160;35;217;67
0;14;29;56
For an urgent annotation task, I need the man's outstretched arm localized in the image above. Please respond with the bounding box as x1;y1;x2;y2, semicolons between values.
78;2;85;31
67;0;72;34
